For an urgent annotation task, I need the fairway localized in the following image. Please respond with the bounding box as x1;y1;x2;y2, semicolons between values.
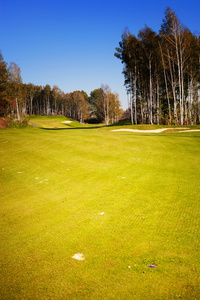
0;119;200;299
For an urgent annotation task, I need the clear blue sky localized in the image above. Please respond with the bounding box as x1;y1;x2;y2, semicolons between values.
1;0;200;109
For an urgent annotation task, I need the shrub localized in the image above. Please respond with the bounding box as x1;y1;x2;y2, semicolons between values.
8;116;30;128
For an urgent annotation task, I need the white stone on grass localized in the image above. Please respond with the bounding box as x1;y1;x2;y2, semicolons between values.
72;253;85;261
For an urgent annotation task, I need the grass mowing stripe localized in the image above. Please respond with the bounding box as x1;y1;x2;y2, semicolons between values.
0;120;200;299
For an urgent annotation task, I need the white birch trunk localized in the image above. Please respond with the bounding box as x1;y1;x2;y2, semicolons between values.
134;65;137;124
16;98;20;121
149;59;153;124
139;91;144;124
157;79;160;125
106;97;109;125
167;49;178;124
175;29;183;125
130;72;134;125
160;43;171;124
188;78;193;124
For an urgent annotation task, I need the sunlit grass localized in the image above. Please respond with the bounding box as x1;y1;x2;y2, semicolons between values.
0;118;200;299
29;116;105;129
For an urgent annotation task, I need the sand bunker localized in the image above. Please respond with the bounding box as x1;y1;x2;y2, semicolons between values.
61;120;72;124
112;128;200;133
176;129;200;133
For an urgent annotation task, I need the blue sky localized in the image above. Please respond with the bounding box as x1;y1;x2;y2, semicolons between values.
1;0;200;109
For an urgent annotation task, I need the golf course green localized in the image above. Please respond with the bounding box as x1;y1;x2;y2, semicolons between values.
0;117;200;299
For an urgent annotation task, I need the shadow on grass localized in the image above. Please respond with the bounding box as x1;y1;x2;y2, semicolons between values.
39;124;107;130
37;120;132;130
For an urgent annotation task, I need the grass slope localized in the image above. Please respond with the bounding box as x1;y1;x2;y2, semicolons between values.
29;116;104;129
0;118;200;299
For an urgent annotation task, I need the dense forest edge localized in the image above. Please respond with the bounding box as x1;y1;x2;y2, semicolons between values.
0;58;123;128
115;7;200;125
0;7;200;128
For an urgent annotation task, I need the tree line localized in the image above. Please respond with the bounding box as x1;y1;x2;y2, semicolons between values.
115;7;200;125
0;55;122;124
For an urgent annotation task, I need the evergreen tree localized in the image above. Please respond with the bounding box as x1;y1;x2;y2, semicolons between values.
0;52;9;116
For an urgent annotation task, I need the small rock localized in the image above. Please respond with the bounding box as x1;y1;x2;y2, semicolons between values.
147;264;157;268
72;253;85;261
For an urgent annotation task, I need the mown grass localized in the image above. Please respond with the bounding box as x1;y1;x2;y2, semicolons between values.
29;116;105;129
0;117;200;299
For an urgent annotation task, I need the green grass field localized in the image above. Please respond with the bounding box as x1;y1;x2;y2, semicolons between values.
0;117;200;299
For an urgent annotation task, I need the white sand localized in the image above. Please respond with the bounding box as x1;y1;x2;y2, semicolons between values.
61;121;72;124
176;129;200;133
111;128;200;133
